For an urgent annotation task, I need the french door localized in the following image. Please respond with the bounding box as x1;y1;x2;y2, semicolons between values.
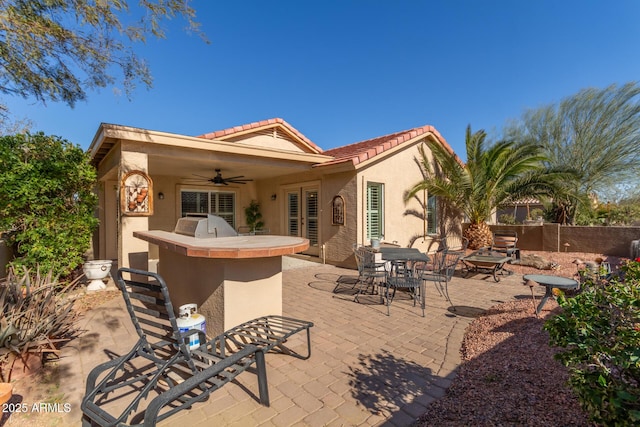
286;186;319;256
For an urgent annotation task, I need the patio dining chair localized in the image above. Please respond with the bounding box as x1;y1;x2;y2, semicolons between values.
348;245;388;303
443;236;469;256
490;230;520;261
418;249;464;311
383;261;424;317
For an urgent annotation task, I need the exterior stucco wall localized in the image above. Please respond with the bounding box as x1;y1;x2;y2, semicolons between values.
103;179;118;260
119;150;149;269
224;132;308;152
355;138;434;249
94;142;120;261
320;172;357;266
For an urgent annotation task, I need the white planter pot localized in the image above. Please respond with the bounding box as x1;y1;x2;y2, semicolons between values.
83;260;113;291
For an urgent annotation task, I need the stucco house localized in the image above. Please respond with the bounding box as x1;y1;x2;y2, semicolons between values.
88;118;461;270
496;198;545;224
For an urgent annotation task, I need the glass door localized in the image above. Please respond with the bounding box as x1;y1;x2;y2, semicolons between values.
285;186;320;256
303;189;319;255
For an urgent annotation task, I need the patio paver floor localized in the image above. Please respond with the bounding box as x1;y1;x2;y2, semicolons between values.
54;260;546;426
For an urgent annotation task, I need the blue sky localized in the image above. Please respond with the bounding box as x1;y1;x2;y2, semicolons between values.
4;0;640;158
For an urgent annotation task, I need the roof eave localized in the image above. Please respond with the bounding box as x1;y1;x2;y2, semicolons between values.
90;123;334;166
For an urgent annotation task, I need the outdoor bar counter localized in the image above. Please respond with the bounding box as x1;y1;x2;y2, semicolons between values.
134;230;309;336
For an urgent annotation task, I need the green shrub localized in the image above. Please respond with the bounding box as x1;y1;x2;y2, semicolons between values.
621;257;640;282
498;213;516;225
529;208;544;219
544;266;640;425
0;133;98;277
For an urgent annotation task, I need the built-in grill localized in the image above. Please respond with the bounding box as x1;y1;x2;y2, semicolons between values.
174;214;238;239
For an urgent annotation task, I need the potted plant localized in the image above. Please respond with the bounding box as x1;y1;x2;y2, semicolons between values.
244;200;265;233
0;266;80;382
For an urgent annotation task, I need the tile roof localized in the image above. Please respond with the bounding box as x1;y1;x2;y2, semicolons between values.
506;197;543;205
196;118;323;153
319;125;456;167
195;119;457;168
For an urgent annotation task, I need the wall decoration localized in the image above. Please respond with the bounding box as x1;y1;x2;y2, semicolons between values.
332;195;345;226
121;170;153;216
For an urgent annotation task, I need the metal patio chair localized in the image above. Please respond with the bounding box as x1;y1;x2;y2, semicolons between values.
350;245;388;302
418;249;464;311
490;230;520;261
443;236;469;256
383;260;425;317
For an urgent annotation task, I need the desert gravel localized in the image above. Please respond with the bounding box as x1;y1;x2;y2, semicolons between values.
415;250;617;426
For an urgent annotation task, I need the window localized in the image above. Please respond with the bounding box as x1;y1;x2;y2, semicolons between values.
427;195;437;235
181;190;236;228
366;182;384;240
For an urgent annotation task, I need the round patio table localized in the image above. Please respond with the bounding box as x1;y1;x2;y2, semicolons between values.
524;274;579;314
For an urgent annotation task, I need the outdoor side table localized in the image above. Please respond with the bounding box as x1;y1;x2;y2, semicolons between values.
523;274;579;314
462;253;513;282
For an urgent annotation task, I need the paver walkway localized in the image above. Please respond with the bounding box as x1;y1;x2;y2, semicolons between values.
53;260;545;426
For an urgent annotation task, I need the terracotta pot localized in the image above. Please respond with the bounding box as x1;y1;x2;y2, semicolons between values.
0;382;12;405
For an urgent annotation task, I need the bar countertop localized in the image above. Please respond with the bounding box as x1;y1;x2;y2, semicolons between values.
134;230;310;259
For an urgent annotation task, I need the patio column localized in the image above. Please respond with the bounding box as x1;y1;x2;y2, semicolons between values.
119;151;149;270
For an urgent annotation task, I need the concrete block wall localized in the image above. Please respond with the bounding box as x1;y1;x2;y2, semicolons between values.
484;224;640;257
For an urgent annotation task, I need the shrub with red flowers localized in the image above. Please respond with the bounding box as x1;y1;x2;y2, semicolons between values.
621;257;640;282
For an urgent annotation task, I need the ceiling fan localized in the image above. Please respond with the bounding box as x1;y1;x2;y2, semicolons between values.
188;168;253;186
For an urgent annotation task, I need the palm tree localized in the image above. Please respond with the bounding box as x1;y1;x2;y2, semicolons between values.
405;125;561;249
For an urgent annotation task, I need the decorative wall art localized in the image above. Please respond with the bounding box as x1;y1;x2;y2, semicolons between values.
121;170;153;216
332;195;345;225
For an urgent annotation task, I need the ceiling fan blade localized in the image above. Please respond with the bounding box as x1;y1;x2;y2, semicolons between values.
185;169;253;185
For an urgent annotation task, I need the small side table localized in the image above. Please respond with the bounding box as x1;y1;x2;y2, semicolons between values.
524;274;579;314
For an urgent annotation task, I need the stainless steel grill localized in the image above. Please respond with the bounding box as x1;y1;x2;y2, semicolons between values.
174;214;238;239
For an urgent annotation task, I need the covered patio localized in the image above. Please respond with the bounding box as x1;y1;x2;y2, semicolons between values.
57;259;543;426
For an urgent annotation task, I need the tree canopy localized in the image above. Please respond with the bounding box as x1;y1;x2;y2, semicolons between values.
0;0;204;110
504;82;640;223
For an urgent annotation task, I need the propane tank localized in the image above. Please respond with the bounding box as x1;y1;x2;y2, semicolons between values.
176;303;206;350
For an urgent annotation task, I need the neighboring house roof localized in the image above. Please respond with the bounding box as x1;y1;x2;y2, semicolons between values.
196;118;324;154
504;198;543;205
318;124;456;168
